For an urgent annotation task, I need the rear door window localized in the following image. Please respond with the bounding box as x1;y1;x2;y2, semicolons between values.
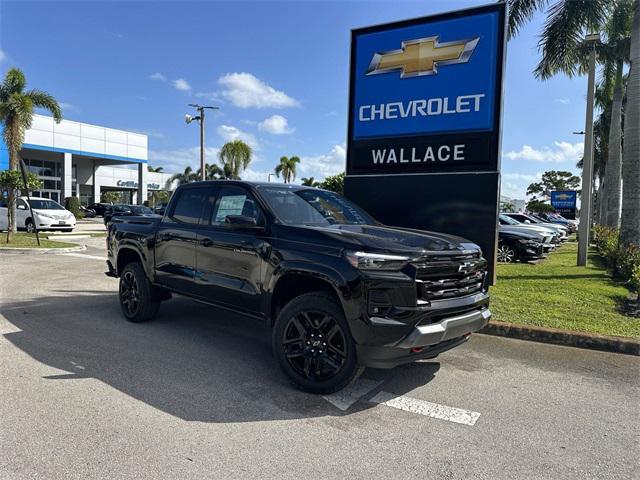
210;187;262;226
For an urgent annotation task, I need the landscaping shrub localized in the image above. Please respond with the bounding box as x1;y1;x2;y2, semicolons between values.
593;225;640;293
593;225;620;268
64;196;83;219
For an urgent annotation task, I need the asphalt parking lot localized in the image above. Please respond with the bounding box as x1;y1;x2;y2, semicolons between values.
1;239;639;479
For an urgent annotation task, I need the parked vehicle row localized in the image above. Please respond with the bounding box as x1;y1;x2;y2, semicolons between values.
103;204;158;225
497;212;573;263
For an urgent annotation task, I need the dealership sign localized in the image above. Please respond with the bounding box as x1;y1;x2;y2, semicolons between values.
551;190;577;219
116;180;161;190
345;2;506;282
347;3;505;175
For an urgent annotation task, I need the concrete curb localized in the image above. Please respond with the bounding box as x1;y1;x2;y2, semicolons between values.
480;321;640;356
0;244;87;254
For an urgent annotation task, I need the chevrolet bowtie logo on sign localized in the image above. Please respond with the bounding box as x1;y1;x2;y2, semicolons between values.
367;36;480;78
555;193;571;200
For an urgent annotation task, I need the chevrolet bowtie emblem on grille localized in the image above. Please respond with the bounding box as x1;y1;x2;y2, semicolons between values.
458;261;475;274
366;36;480;78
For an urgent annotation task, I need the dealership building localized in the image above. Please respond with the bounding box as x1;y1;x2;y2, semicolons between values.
0;114;174;205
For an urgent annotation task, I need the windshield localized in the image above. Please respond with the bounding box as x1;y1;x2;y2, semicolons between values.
258;187;376;226
499;214;520;225
130;205;153;214
29;199;64;210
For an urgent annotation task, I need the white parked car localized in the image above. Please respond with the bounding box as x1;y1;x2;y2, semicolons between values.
0;196;76;232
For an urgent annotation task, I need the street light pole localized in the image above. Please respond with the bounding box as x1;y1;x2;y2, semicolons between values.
577;33;599;267
186;104;219;182
199;107;205;181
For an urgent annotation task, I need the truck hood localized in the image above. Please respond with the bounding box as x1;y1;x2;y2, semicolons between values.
296;223;480;255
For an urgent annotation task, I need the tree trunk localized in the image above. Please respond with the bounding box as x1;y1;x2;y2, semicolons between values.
621;1;640;246
605;60;624;228
597;176;605;225
6;135;21;241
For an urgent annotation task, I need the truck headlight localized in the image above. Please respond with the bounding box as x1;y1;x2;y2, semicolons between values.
518;238;539;245
345;251;410;271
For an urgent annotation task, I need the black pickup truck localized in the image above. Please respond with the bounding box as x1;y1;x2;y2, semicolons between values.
107;181;491;393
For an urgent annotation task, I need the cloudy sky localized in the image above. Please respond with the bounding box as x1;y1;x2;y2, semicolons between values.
1;0;587;199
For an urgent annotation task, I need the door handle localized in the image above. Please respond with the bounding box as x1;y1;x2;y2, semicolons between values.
200;238;213;247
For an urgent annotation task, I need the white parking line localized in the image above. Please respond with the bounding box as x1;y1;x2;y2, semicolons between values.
60;253;106;261
370;391;481;426
322;378;383;411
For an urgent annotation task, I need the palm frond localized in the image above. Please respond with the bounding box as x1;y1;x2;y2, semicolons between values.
507;0;551;38
26;89;62;122
534;0;611;79
0;68;27;99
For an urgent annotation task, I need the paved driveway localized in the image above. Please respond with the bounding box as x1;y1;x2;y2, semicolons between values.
1;248;638;479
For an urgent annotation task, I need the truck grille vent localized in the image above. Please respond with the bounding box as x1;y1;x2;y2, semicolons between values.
413;254;486;301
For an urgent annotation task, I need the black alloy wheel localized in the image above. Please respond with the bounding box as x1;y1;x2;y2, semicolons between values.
282;311;348;381
273;292;359;394
118;262;160;323
120;270;140;317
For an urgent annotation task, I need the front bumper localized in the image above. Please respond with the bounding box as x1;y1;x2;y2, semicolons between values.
356;292;491;369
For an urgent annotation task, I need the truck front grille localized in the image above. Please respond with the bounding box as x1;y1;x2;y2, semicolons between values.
412;252;486;301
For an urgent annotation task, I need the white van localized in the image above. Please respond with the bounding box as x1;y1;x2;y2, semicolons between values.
0;196;76;232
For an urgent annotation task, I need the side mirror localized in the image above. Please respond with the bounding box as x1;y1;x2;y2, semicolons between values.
524;220;531;224
225;215;260;228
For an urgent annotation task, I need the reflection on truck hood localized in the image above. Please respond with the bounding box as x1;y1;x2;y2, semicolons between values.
302;224;480;255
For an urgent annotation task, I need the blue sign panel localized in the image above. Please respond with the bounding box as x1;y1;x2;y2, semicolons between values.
551;191;577;209
352;10;500;140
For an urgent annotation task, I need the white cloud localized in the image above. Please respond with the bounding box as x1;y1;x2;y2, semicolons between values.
217;124;259;149
500;172;544;200
297;144;346;181
148;146;219;174
240;168;272;182
172;78;192;92
218;72;299;109
258;114;294;135
504;141;583;163
59;102;76;111
148;72;166;82
0;50;6;62
554;98;570;105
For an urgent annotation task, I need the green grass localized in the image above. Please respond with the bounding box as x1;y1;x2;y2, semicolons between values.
0;232;77;249
491;241;640;338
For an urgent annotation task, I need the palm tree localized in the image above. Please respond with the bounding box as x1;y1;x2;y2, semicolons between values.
596;3;632;227
219;140;252;180
301;177;318;187
0;68;61;242
166;166;197;189
620;0;640;247
147;165;164;173
274;156;300;183
197;163;225;180
508;0;639;241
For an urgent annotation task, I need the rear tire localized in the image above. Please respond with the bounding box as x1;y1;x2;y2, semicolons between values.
25;219;35;233
119;262;160;323
272;292;360;394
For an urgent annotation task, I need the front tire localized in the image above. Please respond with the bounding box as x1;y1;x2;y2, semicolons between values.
119;262;160;323
25;219;35;233
272;292;359;394
497;244;517;263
